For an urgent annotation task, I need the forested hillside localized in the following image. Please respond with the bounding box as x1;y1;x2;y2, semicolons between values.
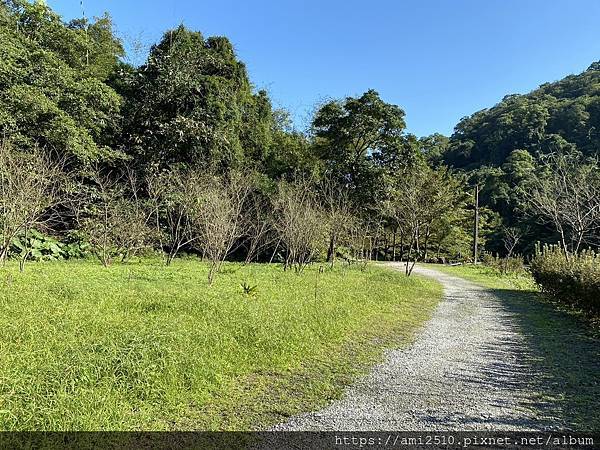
441;62;600;255
446;61;600;169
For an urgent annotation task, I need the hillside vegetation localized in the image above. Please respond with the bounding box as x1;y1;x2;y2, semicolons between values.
434;62;600;259
446;61;600;169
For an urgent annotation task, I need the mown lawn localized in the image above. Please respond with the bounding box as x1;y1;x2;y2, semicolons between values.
0;259;442;431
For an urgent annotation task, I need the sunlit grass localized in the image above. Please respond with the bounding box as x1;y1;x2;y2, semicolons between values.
423;263;538;291
0;259;442;430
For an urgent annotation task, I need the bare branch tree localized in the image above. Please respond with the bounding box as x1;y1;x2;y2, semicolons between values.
320;178;354;268
347;216;382;270
242;190;277;264
0;141;65;271
187;171;253;284
78;167;155;267
502;226;524;258
386;165;464;276
147;168;197;265
273;178;326;273
526;152;600;258
500;225;527;274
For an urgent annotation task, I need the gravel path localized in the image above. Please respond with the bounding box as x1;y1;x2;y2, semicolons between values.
273;263;574;431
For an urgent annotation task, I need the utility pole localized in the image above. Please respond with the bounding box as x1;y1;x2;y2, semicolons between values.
473;184;481;264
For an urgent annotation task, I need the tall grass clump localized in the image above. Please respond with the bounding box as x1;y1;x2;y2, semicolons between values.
530;244;600;313
480;252;527;275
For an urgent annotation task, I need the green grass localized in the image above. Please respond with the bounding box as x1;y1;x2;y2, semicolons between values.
422;263;538;291
0;259;442;431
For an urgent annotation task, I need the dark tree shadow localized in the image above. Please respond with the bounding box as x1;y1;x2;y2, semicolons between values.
483;289;600;431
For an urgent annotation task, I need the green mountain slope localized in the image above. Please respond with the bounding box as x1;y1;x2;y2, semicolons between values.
445;61;600;169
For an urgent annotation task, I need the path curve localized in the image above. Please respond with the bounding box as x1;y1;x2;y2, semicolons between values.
273;263;566;431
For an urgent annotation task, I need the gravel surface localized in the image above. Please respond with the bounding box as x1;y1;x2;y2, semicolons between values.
273;263;571;431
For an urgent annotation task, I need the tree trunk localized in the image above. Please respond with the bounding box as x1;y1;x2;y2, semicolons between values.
392;228;397;262
167;247;178;266
399;231;405;262
0;246;8;266
406;226;420;277
405;236;414;276
423;226;430;262
245;239;257;265
208;262;217;285
380;233;387;261
19;228;29;273
327;233;337;267
269;239;281;264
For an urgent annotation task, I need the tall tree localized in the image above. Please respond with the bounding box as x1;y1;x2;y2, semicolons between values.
119;26;274;172
312;89;409;207
0;0;123;162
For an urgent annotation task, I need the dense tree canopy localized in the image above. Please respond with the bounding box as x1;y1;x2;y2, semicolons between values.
446;61;600;169
0;0;123;162
312;89;423;208
117;26;275;171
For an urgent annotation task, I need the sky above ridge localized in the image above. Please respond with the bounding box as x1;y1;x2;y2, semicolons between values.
50;0;600;137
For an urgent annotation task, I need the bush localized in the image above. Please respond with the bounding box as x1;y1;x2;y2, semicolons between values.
8;230;91;262
10;230;65;261
480;252;527;275
530;244;600;313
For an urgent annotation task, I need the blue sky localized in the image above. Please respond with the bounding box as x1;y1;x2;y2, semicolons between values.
49;0;600;137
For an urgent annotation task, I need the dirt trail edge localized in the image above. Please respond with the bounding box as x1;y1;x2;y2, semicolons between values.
273;263;598;431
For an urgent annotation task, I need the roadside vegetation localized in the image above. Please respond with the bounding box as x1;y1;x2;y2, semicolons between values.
424;262;537;292
531;246;600;316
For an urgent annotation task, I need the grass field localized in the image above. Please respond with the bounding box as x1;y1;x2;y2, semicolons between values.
0;259;442;431
422;263;538;291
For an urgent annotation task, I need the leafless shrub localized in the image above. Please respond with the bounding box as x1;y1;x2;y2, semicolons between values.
500;225;526;274
347;217;382;270
320;178;355;268
78;167;155;267
0;141;64;271
242;189;277;264
147;168;197;265
526;152;600;258
274;178;326;273
502;226;524;258
187;171;253;284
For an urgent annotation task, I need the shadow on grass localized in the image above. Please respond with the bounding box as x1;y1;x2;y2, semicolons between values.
489;288;600;431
